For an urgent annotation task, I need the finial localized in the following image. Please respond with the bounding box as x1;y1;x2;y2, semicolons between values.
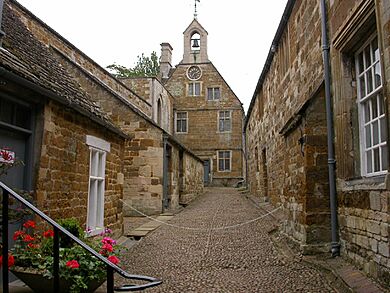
194;0;200;19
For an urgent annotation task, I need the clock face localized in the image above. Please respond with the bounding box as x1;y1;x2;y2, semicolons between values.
187;66;202;80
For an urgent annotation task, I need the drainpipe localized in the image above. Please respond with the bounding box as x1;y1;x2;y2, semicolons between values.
0;0;5;43
320;0;340;257
162;133;169;211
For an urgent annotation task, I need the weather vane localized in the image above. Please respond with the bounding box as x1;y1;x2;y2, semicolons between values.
194;0;200;19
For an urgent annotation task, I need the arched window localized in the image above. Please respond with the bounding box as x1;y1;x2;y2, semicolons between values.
191;32;200;51
157;98;162;126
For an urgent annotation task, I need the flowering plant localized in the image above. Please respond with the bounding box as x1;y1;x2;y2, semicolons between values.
3;219;123;292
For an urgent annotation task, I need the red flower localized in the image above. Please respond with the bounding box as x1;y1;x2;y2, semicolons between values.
0;149;14;163
102;243;113;252
0;254;15;268
43;229;54;238
27;243;40;249
107;255;119;265
13;230;25;241
102;237;116;245
66;260;79;269
23;235;35;242
23;220;36;229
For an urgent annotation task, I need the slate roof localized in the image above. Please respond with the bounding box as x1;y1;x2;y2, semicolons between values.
0;1;125;136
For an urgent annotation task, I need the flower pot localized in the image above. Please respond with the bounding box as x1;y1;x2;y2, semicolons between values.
11;267;105;293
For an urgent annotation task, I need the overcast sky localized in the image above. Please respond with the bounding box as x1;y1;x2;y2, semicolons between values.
16;0;288;112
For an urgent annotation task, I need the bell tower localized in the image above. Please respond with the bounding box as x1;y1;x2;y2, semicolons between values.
182;19;209;64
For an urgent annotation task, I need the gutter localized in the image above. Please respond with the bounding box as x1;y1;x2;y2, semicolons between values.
0;0;4;40
320;0;340;257
0;67;129;139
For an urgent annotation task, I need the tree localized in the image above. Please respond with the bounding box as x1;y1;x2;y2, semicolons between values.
107;51;160;78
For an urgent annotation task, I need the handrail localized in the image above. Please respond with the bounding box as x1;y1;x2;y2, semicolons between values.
0;181;162;292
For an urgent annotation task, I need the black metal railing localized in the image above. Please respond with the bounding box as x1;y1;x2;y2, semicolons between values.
1;181;162;292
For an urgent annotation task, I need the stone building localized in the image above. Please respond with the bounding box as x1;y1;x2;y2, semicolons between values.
245;0;389;286
0;0;205;241
162;19;245;187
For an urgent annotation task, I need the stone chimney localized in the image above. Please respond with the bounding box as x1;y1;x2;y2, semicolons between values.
160;43;173;79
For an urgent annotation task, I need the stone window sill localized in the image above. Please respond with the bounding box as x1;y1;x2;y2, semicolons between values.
339;174;387;191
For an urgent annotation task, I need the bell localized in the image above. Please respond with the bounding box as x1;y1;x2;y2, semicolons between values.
192;39;200;48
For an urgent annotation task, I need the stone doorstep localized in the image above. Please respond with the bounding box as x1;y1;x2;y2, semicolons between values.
155;215;174;221
8;280;106;293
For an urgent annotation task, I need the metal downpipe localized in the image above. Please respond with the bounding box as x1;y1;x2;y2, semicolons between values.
320;0;340;257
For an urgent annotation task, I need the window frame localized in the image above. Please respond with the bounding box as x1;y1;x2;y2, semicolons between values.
188;82;201;97
355;34;387;177
207;87;221;101
86;135;110;236
218;110;232;133
217;150;232;172
175;111;188;134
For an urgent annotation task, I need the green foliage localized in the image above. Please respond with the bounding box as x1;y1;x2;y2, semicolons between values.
57;218;84;248
9;219;124;292
107;51;160;78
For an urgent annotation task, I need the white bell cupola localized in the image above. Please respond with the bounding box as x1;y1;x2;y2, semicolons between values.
182;19;209;64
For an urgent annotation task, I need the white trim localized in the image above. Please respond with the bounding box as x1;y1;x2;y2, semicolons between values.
355;34;387;177
175;111;188;134
86;135;110;152
217;150;232;172
217;110;232;133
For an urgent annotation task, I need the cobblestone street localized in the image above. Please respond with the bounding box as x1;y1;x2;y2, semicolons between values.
119;188;336;292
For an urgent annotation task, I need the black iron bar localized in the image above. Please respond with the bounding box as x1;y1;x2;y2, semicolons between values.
0;181;162;291
53;227;60;292
107;266;114;293
1;188;9;293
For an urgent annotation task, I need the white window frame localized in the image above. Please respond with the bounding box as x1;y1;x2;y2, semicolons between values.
356;35;387;177
218;110;232;133
175;111;188;134
207;87;221;101
217;150;232;172
188;82;201;96
86;135;110;236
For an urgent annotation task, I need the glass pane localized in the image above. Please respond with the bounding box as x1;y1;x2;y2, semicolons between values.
359;76;366;98
188;84;193;96
366;150;372;173
372;97;378;119
226;120;231;131
358;53;364;73
381;145;388;171
366;71;373;94
183;121;187;132
380;118;387;143
365;46;371;68
373;121;379;145
225;159;230;170
364;102;371;123
207;88;212;100
15;105;31;129
374;62;382;88
215;88;220;99
219;159;224;171
0;99;13;124
195;83;200;96
374;148;380;172
379;93;384;115
365;125;372;147
372;37;379;62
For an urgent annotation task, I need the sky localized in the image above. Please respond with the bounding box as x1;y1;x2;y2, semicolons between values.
16;0;288;112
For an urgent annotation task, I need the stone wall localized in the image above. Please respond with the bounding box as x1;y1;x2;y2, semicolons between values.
36;101;124;234
245;0;390;285
165;62;244;186
121;77;174;135
245;0;325;250
328;0;390;284
180;151;204;205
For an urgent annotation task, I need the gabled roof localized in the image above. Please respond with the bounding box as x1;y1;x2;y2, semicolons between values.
183;18;208;35
0;1;126;137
